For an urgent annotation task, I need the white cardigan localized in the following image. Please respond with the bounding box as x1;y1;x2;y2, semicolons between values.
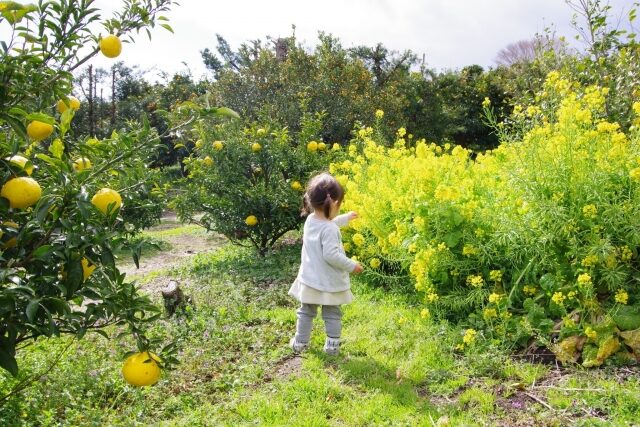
295;213;357;292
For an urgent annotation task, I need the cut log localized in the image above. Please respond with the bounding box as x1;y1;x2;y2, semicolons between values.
161;280;192;316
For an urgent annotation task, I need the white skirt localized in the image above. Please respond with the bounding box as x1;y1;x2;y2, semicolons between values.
288;279;353;305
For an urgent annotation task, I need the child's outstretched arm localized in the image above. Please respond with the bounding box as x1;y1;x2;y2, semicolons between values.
333;211;358;228
321;228;359;272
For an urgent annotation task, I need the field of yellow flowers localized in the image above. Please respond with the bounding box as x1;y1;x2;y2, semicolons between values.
334;73;640;366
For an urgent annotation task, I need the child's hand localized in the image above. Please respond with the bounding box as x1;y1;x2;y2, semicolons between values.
352;263;364;274
347;211;358;221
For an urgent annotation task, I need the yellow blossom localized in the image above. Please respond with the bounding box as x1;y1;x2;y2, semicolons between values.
462;244;478;257
375;109;384;119
426;292;439;302
463;328;477;345
489;270;502;282
352;233;365;247
369;258;381;269
619;245;633;262
577;273;592;287
551;292;566;305
581;254;598;268
343;242;351;252
482;97;491;108
466;275;484;288
397;127;406;138
437;242;447;251
585;327;597;339
562;316;576;328
483;308;498;319
615;289;629;305
488;293;502;304
420;308;430;319
582;204;597;219
630;167;640;181
523;285;537;296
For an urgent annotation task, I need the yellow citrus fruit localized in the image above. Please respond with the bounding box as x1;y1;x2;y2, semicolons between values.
99;34;122;58
1;177;42;209
91;188;122;215
213;141;223;150
0;221;19;249
27;120;54;141
307;141;318;152
6;155;33;175
121;351;161;387
291;181;302;191
73;157;92;171
203;156;213;166
251;143;262;152
317;142;326;151
245;215;258;226
81;257;96;280
256;128;266;136
56;96;81;114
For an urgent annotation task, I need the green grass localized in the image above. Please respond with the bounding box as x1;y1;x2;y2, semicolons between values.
0;242;638;426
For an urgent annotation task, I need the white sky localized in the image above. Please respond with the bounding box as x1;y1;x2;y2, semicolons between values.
8;0;639;81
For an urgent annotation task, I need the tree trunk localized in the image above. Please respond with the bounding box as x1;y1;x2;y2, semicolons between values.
161;280;193;316
88;65;95;136
111;67;116;127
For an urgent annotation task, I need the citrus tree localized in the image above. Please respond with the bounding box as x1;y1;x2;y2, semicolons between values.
0;0;179;377
172;104;336;255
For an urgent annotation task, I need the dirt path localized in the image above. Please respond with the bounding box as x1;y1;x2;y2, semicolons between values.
118;212;226;282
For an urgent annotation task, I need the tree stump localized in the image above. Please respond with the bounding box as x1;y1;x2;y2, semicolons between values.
161;280;193;317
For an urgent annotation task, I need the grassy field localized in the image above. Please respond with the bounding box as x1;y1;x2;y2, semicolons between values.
0;225;638;426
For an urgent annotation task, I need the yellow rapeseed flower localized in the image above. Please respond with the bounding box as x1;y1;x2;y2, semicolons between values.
483;308;498;319
352;233;365;247
375;109;384;119
582;204;597;219
463;328;477;345
489;270;502;282
551;292;566;305
577;273;592;287
462;244;478;257
488;293;502;304
615;289;629;305
466;275;484;288
581;254;598;268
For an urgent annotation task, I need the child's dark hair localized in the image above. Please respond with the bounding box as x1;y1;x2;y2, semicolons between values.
303;173;345;218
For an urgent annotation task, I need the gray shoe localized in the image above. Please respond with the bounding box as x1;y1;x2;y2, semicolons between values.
324;337;340;356
289;337;308;354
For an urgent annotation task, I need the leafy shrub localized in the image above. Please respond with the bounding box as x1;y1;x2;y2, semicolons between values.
173;110;336;254
337;75;640;366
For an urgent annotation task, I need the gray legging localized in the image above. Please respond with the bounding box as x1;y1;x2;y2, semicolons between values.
295;304;342;343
